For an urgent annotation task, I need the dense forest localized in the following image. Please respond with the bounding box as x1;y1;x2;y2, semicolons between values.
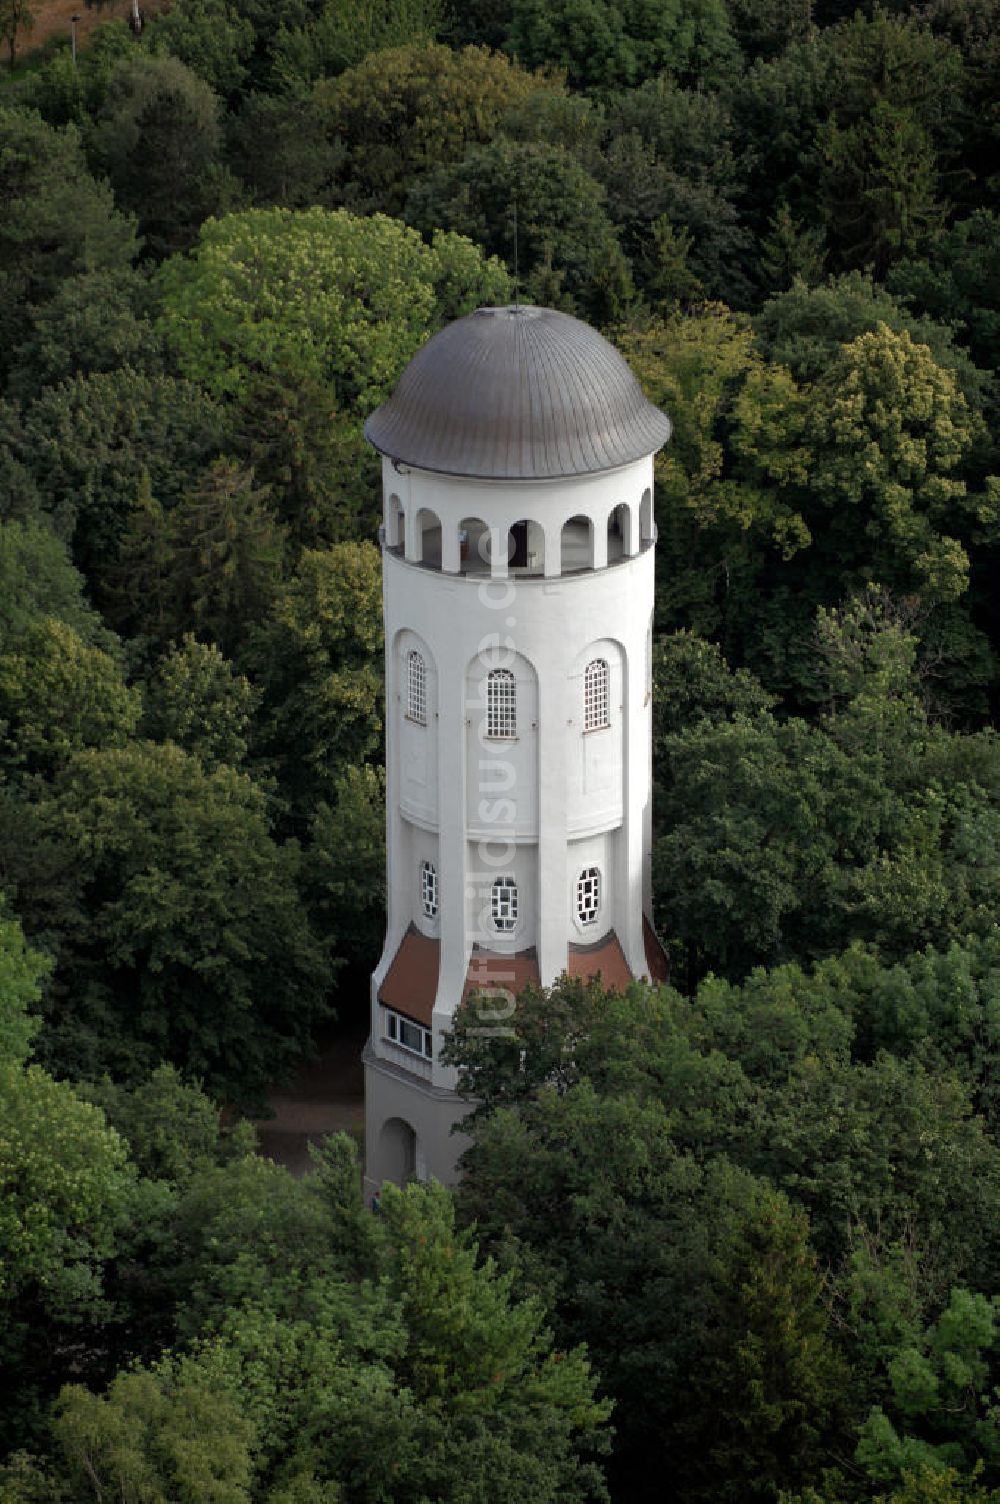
1;0;1000;1498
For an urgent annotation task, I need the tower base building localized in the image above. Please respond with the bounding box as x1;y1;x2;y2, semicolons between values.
362;305;671;1196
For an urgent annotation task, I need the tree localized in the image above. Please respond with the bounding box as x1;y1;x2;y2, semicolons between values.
141;635;260;770
807;324;977;604
758;204;827;294
0;519;110;649
89;54;240;259
0;617;141;778
229;369;381;551
598;76;752;305
249;543;383;813
0;107;139;380
6;267;162;404
145;0;256;97
155;206;511;407
158;457;287;656
820;100;947;277
0;371;229;590
225;91;344;209
269;0;445;89
888;211;1000;374
312;41;554;216
4;1141;612;1502
304;765;385;987
506;0;739;93
753;272;988;404
82;1063;256;1185
0;909;49;1069
0;1062;134;1449
0;0;33;69
0;742;331;1104
406;139;633;322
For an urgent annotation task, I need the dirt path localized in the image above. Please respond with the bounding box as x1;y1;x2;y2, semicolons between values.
17;0;166;61
253;1020;367;1179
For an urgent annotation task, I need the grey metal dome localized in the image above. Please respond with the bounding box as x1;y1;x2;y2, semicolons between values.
364;305;671;480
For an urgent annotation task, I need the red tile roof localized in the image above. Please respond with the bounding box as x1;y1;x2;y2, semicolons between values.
567;931;632;991
378;925;439;1027
379;917;667;1028
643;915;669;984
463;948;540;1003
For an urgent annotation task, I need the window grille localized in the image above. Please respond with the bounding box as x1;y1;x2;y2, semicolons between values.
491;875;518;932
486;668;516;738
407;650;426;724
584;658;610;730
421;860;438;918
577;867;601;926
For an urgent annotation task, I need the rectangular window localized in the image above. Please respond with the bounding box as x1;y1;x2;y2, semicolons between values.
486;669;516;738
383;1007;433;1061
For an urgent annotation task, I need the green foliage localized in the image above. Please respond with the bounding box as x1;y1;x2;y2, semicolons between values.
141;635;259;770
888;211;1000;374
0;520;108;650
229;372;380;551
506;0;739;93
304;766;385;983
0;742;331;1104
146;0;256;98
599;76;751;305
225;91;344;208
0;617;141;777
754;272;988;399
51;1364;256;1504
406;138;632;321
8;1138;610;1501
0;1062;133;1445
0;106;139;383
144;458;286;656
89;54;240;259
6;267;162;404
0;371;229;587
82;1063;255;1184
249;543;384;812
651;616;1000;983
313;41;554;216
269;0;445;90
155;206;510;405
0;910;49;1069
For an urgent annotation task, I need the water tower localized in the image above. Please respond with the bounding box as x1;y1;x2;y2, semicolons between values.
363;304;671;1193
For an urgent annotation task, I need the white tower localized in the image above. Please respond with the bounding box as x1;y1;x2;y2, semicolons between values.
362;305;671;1194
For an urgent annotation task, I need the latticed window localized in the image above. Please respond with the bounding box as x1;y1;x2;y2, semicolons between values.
486;668;516;738
421;860;438;918
584;658;610;730
577;867;601;926
491;875;518;932
407;650;426;724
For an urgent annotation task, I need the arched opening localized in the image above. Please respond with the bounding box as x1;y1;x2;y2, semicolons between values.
414;506;442;568
561;514;594;573
508;519;544;574
459;516;491;575
379;1116;417;1186
386;493;404;550
640;488;654;545
607;503;634;563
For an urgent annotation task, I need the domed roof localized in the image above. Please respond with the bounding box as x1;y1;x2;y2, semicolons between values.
364;305;671;480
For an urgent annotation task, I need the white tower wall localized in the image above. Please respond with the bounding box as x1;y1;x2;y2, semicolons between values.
364;455;659;1198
